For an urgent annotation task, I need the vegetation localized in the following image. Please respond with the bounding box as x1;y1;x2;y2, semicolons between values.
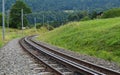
10;0;32;29
0;26;48;48
89;11;98;19
1;0;120;28
68;11;87;21
38;17;120;64
26;10;99;28
2;0;120;28
102;8;120;18
1;0;120;12
1;0;120;64
27;11;68;27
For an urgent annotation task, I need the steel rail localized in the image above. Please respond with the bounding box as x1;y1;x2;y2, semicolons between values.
22;36;105;75
19;38;63;75
30;36;120;75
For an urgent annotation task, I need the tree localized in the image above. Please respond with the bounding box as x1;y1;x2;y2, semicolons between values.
90;11;97;19
68;11;88;21
81;16;91;21
0;13;7;26
10;0;32;29
68;13;80;21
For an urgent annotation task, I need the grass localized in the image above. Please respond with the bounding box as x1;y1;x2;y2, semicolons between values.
0;27;48;48
37;17;120;64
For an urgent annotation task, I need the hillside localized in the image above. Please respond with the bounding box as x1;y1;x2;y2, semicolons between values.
38;17;120;64
0;0;120;12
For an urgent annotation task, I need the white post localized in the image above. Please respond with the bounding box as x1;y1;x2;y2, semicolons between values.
7;10;10;30
47;21;49;31
34;17;36;30
43;14;44;26
21;9;23;36
2;0;5;40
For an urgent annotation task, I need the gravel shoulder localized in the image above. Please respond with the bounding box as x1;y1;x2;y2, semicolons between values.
0;38;41;75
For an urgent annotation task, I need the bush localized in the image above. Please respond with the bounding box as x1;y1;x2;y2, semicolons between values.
81;16;91;21
102;8;120;18
36;23;42;29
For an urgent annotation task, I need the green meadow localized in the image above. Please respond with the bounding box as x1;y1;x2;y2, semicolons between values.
0;27;48;48
38;17;120;64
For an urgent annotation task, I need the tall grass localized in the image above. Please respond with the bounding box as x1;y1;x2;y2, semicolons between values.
38;17;120;64
0;27;48;48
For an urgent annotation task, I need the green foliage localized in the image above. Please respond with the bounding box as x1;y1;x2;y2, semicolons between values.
1;0;120;28
46;25;54;31
34;23;54;31
27;11;68;28
0;26;48;48
37;23;54;30
68;11;87;21
68;13;80;21
36;23;42;29
0;13;7;26
38;17;120;64
102;8;120;18
10;0;32;29
81;16;91;21
1;0;120;12
90;11;98;19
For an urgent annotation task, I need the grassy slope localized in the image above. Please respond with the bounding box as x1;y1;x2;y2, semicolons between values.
38;17;120;64
0;27;48;48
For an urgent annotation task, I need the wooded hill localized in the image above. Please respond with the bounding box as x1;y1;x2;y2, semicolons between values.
1;0;120;28
0;0;120;12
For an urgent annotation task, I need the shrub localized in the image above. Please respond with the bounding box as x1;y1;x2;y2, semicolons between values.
102;8;120;18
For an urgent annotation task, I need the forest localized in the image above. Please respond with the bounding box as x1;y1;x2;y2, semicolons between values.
1;0;120;28
0;0;120;12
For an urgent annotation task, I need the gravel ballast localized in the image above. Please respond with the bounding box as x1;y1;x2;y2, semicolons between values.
0;39;42;75
0;38;120;75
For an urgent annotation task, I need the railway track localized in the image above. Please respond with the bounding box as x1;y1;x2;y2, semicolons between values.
19;36;120;75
